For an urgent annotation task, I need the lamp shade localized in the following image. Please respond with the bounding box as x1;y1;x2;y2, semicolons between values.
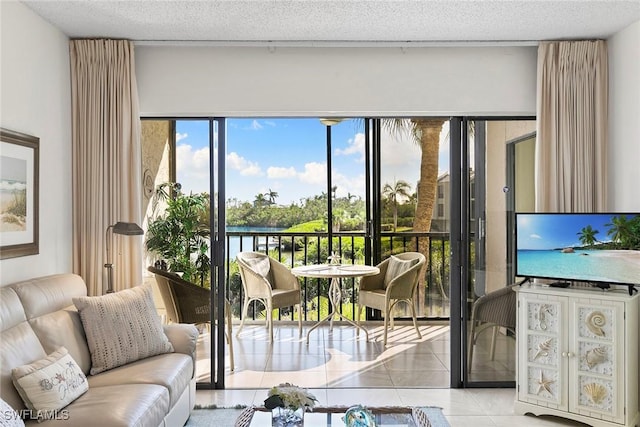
112;222;144;236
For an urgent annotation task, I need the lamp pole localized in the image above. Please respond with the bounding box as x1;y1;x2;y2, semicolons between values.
104;221;144;294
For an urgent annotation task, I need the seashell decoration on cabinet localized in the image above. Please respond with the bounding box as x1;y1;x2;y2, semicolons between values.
579;377;614;412
527;336;557;364
583;382;608;405
527;302;558;332
579;307;613;339
585;346;608;369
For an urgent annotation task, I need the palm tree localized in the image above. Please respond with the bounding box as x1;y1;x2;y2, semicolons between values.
382;179;412;231
605;215;633;248
266;189;278;205
384;118;446;258
254;193;268;207
577;225;599;247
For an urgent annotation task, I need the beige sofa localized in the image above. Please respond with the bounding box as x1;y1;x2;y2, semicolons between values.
0;274;198;427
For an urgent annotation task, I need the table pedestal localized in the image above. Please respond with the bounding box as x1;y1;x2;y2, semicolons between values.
306;275;369;344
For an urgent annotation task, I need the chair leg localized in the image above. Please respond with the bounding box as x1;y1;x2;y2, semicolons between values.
383;314;389;346
267;301;273;342
409;299;422;340
297;304;302;338
236;297;250;337
467;322;476;372
225;301;234;371
356;305;363;336
489;326;498;361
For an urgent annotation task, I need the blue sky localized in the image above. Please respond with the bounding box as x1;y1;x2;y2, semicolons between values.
516;213;619;250
175;118;450;205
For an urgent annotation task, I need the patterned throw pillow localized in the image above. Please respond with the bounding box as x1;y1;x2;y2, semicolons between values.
0;397;25;427
73;285;173;375
383;255;419;287
11;347;87;421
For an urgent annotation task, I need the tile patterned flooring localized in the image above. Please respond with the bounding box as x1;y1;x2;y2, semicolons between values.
194;322;588;425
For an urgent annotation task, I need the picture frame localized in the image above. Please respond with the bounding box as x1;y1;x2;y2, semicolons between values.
0;128;39;259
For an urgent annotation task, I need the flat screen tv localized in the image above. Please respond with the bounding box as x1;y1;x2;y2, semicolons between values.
515;213;640;293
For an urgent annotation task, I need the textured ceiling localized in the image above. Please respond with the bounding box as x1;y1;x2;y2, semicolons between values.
21;0;640;44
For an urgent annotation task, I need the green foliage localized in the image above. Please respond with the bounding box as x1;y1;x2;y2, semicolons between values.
146;183;211;286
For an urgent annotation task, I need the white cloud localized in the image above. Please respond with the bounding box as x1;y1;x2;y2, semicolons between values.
332;172;365;199
530;233;542;240
176;132;188;142
335;132;365;162
298;162;327;185
227;152;262;176
250;120;263;130
267;166;297;179
176;144;210;193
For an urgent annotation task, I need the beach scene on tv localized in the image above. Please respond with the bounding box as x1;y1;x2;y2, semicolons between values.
516;213;640;285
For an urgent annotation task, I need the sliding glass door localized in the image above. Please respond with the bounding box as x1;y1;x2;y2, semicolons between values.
450;117;535;387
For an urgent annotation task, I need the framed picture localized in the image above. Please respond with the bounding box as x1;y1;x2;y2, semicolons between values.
0;128;39;259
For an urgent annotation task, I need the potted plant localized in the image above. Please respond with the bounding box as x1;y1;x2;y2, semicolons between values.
264;383;317;426
145;182;211;287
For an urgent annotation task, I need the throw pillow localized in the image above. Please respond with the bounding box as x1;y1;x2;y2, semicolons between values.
242;255;272;283
73;285;173;375
11;347;87;421
384;255;419;286
0;397;25;427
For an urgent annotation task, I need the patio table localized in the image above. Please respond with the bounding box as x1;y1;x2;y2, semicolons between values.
291;264;379;344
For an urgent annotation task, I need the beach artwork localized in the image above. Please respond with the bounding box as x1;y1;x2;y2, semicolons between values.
517;213;640;285
0;129;39;259
1;154;28;232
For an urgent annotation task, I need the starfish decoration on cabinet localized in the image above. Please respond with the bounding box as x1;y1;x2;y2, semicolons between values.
535;370;555;396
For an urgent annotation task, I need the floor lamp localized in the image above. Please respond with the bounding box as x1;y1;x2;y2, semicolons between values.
104;221;144;294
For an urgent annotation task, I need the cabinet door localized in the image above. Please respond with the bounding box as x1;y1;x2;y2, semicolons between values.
569;299;624;423
518;293;568;410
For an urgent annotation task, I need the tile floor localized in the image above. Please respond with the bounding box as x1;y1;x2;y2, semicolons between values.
194;322;588;426
196;321;515;387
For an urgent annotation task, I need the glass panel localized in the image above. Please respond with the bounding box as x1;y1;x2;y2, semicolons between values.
466;119;535;384
378;119;451;318
173;119;213;384
225;118;368;326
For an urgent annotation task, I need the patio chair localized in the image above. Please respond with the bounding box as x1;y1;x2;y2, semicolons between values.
467;284;517;372
236;252;302;342
357;252;426;345
148;266;234;371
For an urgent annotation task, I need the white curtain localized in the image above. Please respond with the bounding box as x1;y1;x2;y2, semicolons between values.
535;40;608;212
70;39;142;295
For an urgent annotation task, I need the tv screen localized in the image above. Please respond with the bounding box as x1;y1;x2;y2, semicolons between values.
515;213;640;287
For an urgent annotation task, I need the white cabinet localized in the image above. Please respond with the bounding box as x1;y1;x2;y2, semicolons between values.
514;285;640;427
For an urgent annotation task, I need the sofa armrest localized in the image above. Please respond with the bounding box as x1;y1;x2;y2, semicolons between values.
164;323;199;369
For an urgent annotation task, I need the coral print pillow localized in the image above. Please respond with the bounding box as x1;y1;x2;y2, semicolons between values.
11;347;88;421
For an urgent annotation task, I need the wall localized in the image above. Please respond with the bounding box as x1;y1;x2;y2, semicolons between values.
136;45;538;117
608;20;640;211
0;2;72;285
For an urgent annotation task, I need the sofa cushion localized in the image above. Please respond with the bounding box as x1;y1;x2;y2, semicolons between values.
11;275;86;320
73;285;173;375
24;384;170;427
1;323;47;412
12;347;88;420
27;309;91;375
384;255;419;287
0;397;24;427
87;352;192;407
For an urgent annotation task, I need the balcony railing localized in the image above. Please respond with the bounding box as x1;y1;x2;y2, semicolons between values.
224;231;450;323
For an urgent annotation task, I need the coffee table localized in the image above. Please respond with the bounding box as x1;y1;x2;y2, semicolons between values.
235;406;432;427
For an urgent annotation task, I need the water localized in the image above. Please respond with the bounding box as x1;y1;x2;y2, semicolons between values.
225;226;286;261
517;249;640;284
